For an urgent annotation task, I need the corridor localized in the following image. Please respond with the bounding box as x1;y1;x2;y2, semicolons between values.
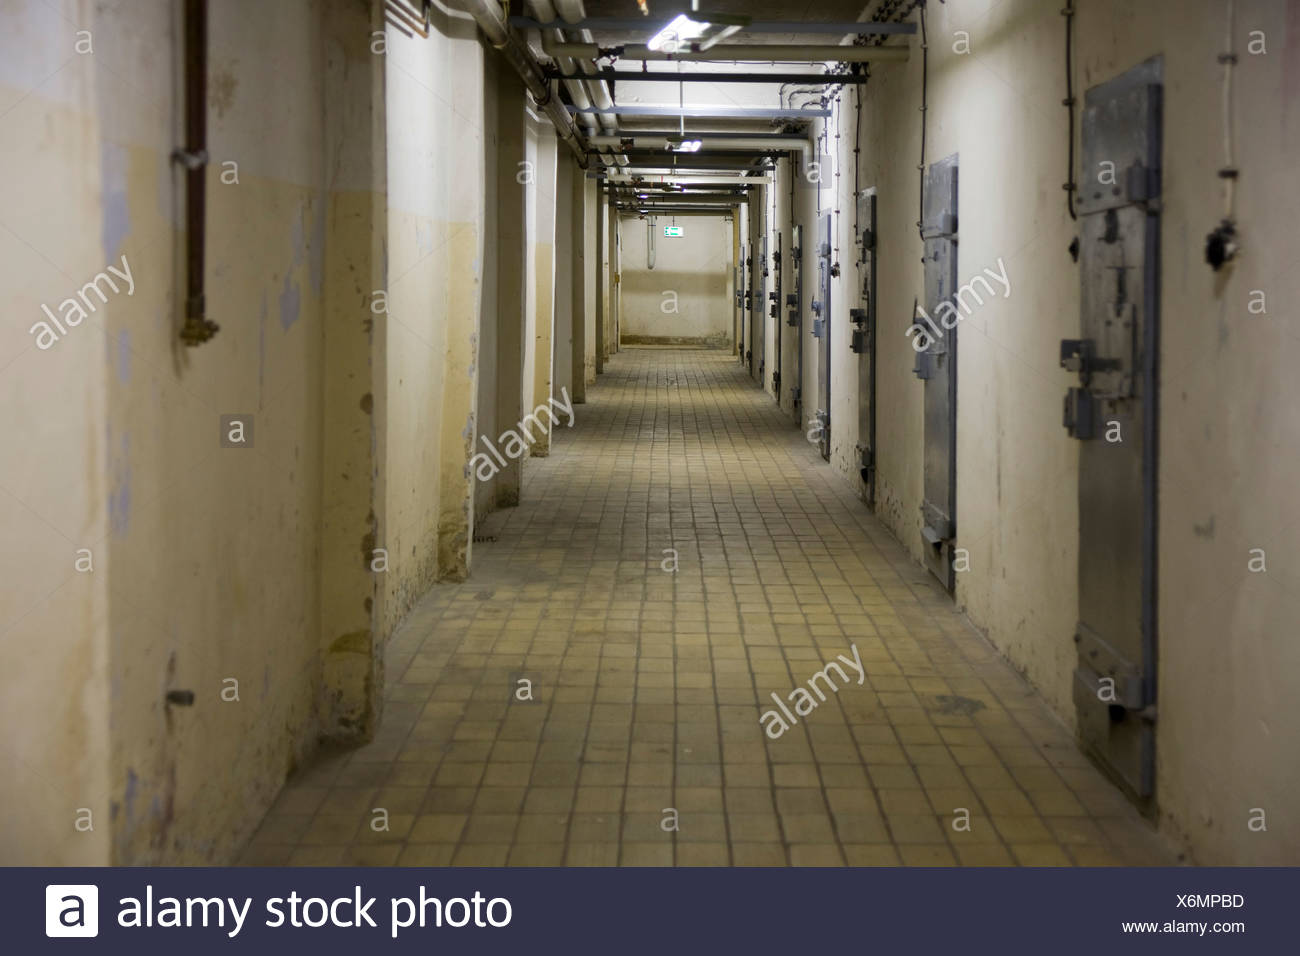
4;0;1298;873
241;349;1174;866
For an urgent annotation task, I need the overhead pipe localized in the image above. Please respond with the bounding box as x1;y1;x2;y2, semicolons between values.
561;69;870;85
516;16;915;36
607;174;772;186
591;134;810;164
541;0;624;164
386;0;430;38
456;0;589;164
526;0;597;136
569;104;832;119
542;36;907;63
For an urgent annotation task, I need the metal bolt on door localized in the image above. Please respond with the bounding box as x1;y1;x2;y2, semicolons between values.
915;154;959;591
852;188;878;508
1062;56;1163;805
812;213;833;461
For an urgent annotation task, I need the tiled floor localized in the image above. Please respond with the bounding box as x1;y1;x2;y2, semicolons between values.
242;347;1177;867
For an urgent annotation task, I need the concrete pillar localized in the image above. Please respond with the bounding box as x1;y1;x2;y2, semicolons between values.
607;205;619;356
553;150;575;412
595;183;605;373
530;125;558;455
319;0;388;742
566;156;587;404
583;177;598;386
493;70;528;507
436;45;488;580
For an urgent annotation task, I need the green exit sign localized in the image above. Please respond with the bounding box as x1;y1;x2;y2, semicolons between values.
664;226;684;238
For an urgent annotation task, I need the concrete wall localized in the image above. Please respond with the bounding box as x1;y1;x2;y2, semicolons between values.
0;0;508;865
528;123;557;456
768;0;1300;864
620;215;733;347
0;0;114;866
0;0;393;864
381;7;485;615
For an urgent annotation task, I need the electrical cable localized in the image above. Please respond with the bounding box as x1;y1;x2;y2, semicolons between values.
1063;2;1077;220
916;1;928;240
1221;0;1237;222
1206;0;1240;269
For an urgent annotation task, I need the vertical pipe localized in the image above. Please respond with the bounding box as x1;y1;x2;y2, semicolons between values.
178;0;218;345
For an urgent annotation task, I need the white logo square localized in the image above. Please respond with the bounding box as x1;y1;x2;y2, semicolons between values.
45;885;99;938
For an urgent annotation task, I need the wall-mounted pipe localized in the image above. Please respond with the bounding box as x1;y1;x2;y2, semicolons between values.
456;0;589;164
176;0;218;346
647;217;656;270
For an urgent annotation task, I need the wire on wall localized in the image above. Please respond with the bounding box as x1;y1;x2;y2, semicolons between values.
853;78;863;248
1205;0;1239;270
1062;2;1077;222
916;0;928;241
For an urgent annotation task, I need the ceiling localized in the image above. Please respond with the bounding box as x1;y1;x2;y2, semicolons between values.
580;1;889;47
525;0;913;202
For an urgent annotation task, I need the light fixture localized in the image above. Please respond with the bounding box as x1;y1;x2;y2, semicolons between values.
647;14;711;52
671;139;703;153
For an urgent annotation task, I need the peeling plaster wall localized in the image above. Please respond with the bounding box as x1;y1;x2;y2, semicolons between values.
0;0;113;866
102;0;331;865
620;215;733;347
0;0;393;865
798;0;1300;863
552;152;575;412
0;0;350;864
381;10;485;614
529;126;557;456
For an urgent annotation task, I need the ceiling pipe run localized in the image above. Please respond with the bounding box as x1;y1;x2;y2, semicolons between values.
543;0;625;165
607;174;772;186
542;35;907;63
569;104;832;119
592;134;810;164
527;1;598;134
456;0;589;164
515;16;916;36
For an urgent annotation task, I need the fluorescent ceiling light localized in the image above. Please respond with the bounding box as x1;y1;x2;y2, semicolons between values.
647;14;711;52
672;139;703;153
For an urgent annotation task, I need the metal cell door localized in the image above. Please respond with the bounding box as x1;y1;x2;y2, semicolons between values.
916;154;958;591
757;234;768;383
852;189;878;508
788;224;804;425
1061;56;1162;804
770;231;783;401
737;243;747;363
812;213;832;460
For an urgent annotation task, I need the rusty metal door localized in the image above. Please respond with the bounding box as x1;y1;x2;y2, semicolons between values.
1062;56;1163;805
812;213;832;460
915;154;958;591
852;188;878;508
